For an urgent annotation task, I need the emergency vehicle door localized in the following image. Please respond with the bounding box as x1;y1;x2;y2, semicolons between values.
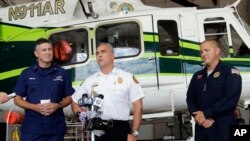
153;15;186;89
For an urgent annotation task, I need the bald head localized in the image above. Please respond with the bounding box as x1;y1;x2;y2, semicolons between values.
200;40;221;70
201;40;220;50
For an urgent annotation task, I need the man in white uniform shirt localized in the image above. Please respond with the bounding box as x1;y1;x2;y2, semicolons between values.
71;43;144;141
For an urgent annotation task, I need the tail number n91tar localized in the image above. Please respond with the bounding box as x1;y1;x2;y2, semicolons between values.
8;0;65;21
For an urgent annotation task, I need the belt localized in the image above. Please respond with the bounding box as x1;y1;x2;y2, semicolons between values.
101;120;128;128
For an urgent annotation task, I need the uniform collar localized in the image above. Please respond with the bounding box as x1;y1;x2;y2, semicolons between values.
33;62;58;75
204;60;222;71
97;67;118;77
201;60;223;76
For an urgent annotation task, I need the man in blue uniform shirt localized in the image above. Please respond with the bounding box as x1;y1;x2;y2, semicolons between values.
186;39;242;141
14;38;75;141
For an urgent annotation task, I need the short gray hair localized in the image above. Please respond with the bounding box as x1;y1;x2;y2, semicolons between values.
34;38;52;50
97;42;114;53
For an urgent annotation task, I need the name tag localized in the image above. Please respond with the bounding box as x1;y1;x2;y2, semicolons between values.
40;99;50;104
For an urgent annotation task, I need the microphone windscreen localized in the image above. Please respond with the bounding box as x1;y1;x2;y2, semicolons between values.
94;94;104;107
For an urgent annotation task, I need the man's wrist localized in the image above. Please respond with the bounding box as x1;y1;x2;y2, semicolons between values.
58;102;63;109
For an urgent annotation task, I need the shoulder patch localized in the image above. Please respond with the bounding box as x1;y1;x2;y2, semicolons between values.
197;74;203;79
231;68;240;75
133;75;139;84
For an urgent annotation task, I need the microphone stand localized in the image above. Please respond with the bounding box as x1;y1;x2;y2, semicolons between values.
90;84;96;141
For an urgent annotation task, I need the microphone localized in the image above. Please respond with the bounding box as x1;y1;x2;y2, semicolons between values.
8;93;16;98
84;94;102;119
76;111;87;122
77;93;91;122
78;93;93;109
84;94;104;130
93;94;104;112
78;93;88;107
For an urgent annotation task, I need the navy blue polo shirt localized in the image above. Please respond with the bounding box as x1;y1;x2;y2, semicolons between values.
14;63;75;134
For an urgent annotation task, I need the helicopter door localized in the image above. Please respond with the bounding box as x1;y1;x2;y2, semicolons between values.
153;15;186;89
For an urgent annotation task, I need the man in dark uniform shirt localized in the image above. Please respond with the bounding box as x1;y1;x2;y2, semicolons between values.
14;38;75;141
186;39;242;141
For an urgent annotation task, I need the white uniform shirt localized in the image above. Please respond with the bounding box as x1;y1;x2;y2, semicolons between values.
72;67;144;120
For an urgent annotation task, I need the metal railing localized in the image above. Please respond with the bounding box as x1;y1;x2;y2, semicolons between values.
65;122;90;141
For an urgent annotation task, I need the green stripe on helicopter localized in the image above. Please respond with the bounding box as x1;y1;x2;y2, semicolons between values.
0;67;27;80
0;23;47;41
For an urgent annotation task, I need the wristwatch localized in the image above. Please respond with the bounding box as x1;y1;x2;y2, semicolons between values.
58;103;63;109
132;129;139;137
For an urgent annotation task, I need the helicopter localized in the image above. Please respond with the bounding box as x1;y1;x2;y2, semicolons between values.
1;0;250;140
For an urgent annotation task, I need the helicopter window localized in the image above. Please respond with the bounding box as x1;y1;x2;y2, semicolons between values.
204;17;229;58
157;20;179;56
49;28;88;65
96;22;141;58
230;25;250;57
